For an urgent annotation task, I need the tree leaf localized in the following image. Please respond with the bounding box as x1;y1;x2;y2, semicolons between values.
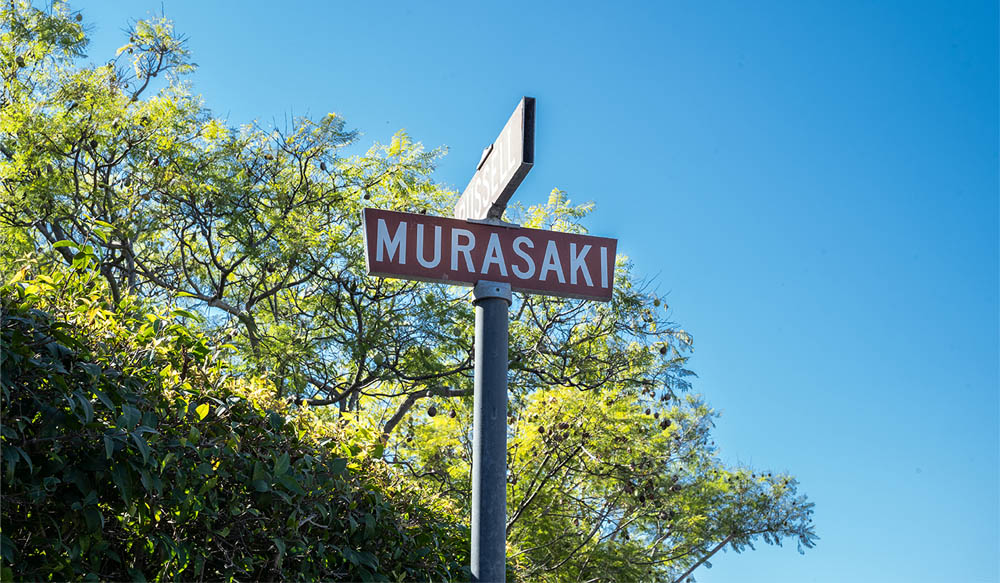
84;506;104;531
132;433;151;465
16;447;32;473
93;388;114;411
277;473;305;495
73;391;94;424
171;308;200;321
330;458;347;475
121;404;140;428
0;533;15;563
273;452;290;476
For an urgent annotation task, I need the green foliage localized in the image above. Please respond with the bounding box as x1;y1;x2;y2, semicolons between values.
0;3;817;581
394;380;816;582
1;0;464;412
1;267;469;581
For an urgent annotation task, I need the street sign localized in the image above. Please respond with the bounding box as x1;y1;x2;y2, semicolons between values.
453;97;535;221
363;208;616;302
366;97;615;583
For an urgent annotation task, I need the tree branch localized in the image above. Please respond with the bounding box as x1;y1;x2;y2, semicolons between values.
382;385;472;436
672;534;734;583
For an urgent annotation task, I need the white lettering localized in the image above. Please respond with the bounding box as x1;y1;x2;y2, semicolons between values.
376;219;406;264
485;157;497;201
539;240;566;283
569;243;593;286
600;246;609;288
416;224;442;268
481;233;508;276
451;228;476;272
512;236;535;279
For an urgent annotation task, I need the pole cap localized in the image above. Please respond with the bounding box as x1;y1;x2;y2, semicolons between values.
473;281;512;305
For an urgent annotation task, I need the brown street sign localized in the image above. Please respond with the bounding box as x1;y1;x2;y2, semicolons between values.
453;97;535;221
363;208;617;301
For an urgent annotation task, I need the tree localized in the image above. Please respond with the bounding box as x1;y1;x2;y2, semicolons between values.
1;2;817;580
1;264;470;581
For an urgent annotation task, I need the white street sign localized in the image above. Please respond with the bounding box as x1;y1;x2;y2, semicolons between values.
453;97;535;221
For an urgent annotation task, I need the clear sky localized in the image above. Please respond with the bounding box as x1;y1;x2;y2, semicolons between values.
82;1;998;581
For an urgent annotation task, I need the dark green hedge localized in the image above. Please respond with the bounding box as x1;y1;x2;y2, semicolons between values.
0;270;469;582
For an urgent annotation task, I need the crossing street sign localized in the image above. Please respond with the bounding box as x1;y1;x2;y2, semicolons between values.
453;97;535;221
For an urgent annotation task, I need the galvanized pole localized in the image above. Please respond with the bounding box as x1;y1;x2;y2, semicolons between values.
471;280;511;583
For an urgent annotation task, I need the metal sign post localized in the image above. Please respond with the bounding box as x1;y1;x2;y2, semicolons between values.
362;98;618;583
470;281;511;583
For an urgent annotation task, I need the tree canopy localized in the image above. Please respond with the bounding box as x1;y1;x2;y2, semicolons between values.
1;2;817;581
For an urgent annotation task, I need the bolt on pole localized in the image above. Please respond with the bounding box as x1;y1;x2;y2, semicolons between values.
470;280;511;583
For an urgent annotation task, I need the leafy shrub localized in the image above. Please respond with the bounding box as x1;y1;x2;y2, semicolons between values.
0;267;469;581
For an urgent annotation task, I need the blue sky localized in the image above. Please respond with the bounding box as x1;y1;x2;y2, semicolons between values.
83;1;998;581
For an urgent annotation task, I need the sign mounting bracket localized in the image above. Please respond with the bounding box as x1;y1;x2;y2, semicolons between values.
466;217;520;229
476;144;494;171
